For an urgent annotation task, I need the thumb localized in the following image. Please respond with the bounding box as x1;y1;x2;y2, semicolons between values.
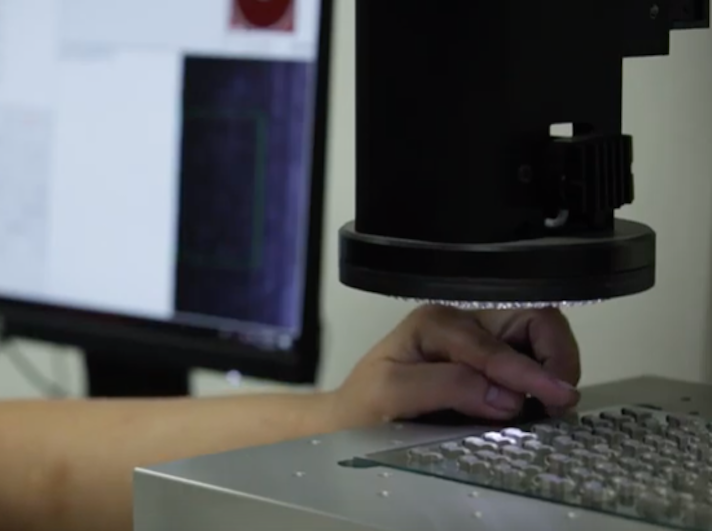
390;363;525;421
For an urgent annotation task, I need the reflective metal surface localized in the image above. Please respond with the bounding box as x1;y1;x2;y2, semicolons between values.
134;377;712;531
366;407;712;530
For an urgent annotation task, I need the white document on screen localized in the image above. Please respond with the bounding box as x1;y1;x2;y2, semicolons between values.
0;106;52;298
0;0;322;327
0;0;180;318
0;0;59;298
58;0;320;61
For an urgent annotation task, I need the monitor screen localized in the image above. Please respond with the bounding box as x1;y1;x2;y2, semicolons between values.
0;0;331;383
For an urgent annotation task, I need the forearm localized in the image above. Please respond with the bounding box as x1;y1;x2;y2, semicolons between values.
0;392;340;531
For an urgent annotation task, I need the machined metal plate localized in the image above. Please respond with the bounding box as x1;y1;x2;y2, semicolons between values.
365;406;712;531
135;378;712;531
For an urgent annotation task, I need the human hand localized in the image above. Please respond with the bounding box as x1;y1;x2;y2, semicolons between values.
334;305;580;428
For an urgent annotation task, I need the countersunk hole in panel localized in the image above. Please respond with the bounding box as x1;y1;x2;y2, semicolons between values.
682;397;692;402
689;411;700;416
339;458;378;469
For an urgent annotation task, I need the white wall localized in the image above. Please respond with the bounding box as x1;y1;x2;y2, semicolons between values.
2;0;712;399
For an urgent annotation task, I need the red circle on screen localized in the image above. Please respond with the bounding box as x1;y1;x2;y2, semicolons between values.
237;0;292;28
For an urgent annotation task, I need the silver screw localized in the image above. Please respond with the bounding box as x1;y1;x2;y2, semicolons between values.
293;471;306;478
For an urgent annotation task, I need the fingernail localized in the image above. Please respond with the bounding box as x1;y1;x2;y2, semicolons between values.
550;378;580;409
552;377;577;392
485;385;520;411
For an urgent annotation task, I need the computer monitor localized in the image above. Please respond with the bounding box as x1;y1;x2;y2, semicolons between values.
0;0;333;395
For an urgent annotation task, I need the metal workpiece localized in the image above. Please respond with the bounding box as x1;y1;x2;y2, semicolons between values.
134;377;712;531
367;405;712;529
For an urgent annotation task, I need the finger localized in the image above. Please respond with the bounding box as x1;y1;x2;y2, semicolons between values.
526;310;581;385
392;363;525;421
476;308;581;386
413;306;579;408
470;331;579;409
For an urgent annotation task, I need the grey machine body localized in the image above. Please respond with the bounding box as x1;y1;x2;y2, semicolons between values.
134;377;712;530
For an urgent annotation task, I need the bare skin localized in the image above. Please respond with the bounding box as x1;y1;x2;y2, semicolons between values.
0;306;580;531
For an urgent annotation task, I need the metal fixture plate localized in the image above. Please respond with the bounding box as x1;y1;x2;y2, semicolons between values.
134;377;712;531
365;406;712;530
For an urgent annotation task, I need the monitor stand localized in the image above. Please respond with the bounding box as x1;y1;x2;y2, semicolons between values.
84;353;191;398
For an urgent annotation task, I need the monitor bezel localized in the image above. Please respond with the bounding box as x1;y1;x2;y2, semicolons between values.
0;0;334;385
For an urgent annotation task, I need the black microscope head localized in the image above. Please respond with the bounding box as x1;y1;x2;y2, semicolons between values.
339;1;706;308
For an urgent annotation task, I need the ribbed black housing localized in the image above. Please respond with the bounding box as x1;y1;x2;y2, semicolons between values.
551;134;635;214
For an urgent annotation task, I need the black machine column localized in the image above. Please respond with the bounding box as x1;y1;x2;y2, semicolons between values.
340;0;708;306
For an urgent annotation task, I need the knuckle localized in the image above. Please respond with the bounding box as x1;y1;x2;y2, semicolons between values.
450;363;476;386
464;325;499;353
528;307;564;323
447;365;486;399
407;304;461;332
411;303;450;320
406;305;433;326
